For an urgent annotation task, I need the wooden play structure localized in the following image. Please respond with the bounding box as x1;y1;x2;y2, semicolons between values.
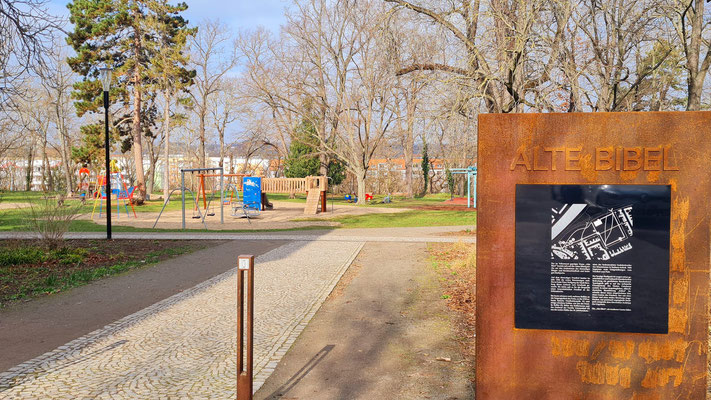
262;176;327;215
195;175;329;215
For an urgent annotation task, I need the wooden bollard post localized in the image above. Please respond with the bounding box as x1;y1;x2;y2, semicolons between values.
237;255;254;400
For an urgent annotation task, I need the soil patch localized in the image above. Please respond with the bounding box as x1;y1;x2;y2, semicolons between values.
0;239;226;306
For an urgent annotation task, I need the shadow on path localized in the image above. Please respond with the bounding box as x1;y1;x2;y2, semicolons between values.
263;345;335;399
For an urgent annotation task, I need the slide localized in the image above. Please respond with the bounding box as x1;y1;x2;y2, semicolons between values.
261;193;274;210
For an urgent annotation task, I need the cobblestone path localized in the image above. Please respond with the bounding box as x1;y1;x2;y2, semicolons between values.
0;241;364;399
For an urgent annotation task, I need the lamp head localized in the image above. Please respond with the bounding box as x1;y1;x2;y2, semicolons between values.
99;67;112;92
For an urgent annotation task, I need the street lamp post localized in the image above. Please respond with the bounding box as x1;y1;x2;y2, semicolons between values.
100;67;112;240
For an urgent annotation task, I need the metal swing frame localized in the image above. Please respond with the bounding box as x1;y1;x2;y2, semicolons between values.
449;166;478;208
152;167;224;230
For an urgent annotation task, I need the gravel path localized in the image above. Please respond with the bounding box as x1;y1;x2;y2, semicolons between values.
0;241;364;399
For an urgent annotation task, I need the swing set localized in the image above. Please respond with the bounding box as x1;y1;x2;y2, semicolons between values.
449;166;477;208
153;167;227;230
195;172;248;214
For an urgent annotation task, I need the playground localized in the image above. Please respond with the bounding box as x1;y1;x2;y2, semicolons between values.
63;165;476;231
81;199;412;230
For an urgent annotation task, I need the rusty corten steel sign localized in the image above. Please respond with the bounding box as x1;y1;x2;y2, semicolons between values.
476;112;711;399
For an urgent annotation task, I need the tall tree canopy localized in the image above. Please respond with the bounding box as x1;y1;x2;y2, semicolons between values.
66;0;192;202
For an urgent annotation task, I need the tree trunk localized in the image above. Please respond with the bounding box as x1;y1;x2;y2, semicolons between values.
684;0;707;111
687;78;703;111
219;129;225;168
146;149;156;199
132;25;147;203
199;104;207;168
148;136;160;199
25;144;34;191
43;149;53;192
55;106;74;196
404;125;414;198
241;155;250;173
40;135;50;192
163;89;171;203
428;170;433;194
356;170;367;205
319;153;328;177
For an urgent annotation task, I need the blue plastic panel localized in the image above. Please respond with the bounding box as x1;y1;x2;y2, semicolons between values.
242;177;262;209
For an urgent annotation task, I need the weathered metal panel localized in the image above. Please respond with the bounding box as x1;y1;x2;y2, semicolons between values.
476;112;711;399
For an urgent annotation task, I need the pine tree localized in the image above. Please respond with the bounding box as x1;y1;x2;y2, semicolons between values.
327;159;345;186
285;118;345;186
66;0;192;203
421;140;430;196
285;119;321;179
446;167;455;200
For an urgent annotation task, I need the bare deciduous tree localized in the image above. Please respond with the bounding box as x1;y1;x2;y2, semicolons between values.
665;0;711;110
39;39;77;195
383;0;550;114
189;19;238;168
210;77;241;169
0;0;61;109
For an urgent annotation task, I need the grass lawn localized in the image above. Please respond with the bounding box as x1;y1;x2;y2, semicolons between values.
0;191;474;231
2;190;464;211
299;209;476;229
0;239;226;307
0;190;217;214
266;192;461;209
0;190;51;203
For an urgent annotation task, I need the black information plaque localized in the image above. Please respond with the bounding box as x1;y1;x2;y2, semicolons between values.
515;184;670;333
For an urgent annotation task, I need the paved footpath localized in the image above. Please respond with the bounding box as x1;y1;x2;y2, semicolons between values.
0;226;476;244
0;240;363;399
255;242;473;399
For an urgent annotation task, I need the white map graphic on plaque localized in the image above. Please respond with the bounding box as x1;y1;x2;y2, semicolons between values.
551;204;633;261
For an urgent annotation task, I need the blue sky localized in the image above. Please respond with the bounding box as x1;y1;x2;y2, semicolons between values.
48;0;291;34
